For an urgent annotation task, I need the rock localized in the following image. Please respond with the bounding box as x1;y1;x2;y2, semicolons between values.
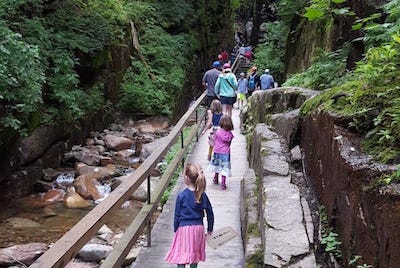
141;136;169;158
6;217;41;228
125;127;139;139
99;156;113;166
41;189;65;203
104;134;133;151
131;177;160;202
0;243;47;266
18;125;66;165
116;149;135;158
123;247;141;265
73;175;102;200
86;138;95;146
42;206;57;217
63;186;92;209
94;137;105;146
77;244;113;262
64;146;102;166
42;168;61;182
98;225;113;235
76;163;117;181
65;260;98;268
290;145;302;162
34;180;54;192
108;123;123;132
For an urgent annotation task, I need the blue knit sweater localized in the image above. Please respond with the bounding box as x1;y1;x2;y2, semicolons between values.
174;188;214;232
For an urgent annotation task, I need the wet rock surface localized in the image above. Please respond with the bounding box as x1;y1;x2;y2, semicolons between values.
302;111;400;267
0;115;170;265
247;123;316;267
0;243;47;266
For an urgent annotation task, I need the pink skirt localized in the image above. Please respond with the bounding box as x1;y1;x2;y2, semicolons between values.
165;225;206;264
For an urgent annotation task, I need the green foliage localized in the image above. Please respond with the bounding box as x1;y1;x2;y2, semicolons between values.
356;0;400;49
319;206;342;258
348;255;372;268
0;0;130;141
119;2;192;116
160;127;191;205
278;0;308;25
303;0;353;21
245;250;264;268
253;21;287;83
0;23;44;134
284;47;349;90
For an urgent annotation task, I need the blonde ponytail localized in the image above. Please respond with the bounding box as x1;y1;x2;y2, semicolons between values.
185;163;206;203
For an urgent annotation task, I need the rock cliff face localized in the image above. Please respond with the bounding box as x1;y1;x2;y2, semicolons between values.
0;36;133;200
301;111;400;267
244;88;400;267
285;0;384;75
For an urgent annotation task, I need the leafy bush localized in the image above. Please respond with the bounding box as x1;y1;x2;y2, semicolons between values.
0;0;130;138
118;2;191;116
252;21;287;83
283;47;349;90
0;24;45;134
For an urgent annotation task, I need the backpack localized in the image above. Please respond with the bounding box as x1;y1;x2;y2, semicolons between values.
248;75;256;90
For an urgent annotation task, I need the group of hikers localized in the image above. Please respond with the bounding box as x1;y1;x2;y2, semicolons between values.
202;59;276;111
164;50;276;268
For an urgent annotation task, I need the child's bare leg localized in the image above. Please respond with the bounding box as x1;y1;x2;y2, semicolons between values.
208;146;213;161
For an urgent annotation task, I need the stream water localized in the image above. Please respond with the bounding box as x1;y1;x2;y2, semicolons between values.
0;116;170;250
0;179;143;248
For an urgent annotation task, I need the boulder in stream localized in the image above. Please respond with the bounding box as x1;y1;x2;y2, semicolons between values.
0;243;47;266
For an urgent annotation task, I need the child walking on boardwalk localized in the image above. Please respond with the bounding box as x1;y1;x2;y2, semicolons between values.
208;115;234;190
237;72;248;109
165;163;214;268
201;99;223;161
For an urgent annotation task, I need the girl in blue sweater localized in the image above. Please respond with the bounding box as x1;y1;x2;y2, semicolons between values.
165;163;214;268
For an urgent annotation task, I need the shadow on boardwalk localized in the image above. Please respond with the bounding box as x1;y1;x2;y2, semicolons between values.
131;108;247;268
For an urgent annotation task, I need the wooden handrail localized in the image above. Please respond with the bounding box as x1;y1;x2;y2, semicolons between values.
30;92;207;268
100;124;200;267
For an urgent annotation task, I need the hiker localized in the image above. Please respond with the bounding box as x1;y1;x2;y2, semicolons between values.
237;72;248;109
260;69;275;90
165;163;214;268
202;61;221;108
214;63;238;117
208;115;234;190
247;66;260;97
202;99;223;161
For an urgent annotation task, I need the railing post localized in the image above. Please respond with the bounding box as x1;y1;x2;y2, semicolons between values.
181;131;184;168
195;109;199;142
147;175;151;247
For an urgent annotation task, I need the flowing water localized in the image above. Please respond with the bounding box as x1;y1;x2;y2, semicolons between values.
0;116;169;250
0;170;143;248
0;192;143;248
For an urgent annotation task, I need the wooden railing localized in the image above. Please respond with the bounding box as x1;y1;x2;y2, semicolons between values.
30;92;207;268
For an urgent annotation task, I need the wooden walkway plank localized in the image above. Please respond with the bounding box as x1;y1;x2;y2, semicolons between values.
131;108;246;268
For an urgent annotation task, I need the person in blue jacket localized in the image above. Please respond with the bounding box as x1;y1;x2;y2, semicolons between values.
165;163;214;268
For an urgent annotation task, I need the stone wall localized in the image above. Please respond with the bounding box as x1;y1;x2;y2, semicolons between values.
301;111;400;267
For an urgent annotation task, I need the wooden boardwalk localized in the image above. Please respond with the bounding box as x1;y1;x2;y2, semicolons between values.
131;108;247;267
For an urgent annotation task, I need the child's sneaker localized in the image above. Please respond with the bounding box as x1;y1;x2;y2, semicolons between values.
221;183;227;190
207;155;211;161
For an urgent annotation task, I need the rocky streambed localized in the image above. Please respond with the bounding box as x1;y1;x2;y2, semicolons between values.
0;116;171;267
